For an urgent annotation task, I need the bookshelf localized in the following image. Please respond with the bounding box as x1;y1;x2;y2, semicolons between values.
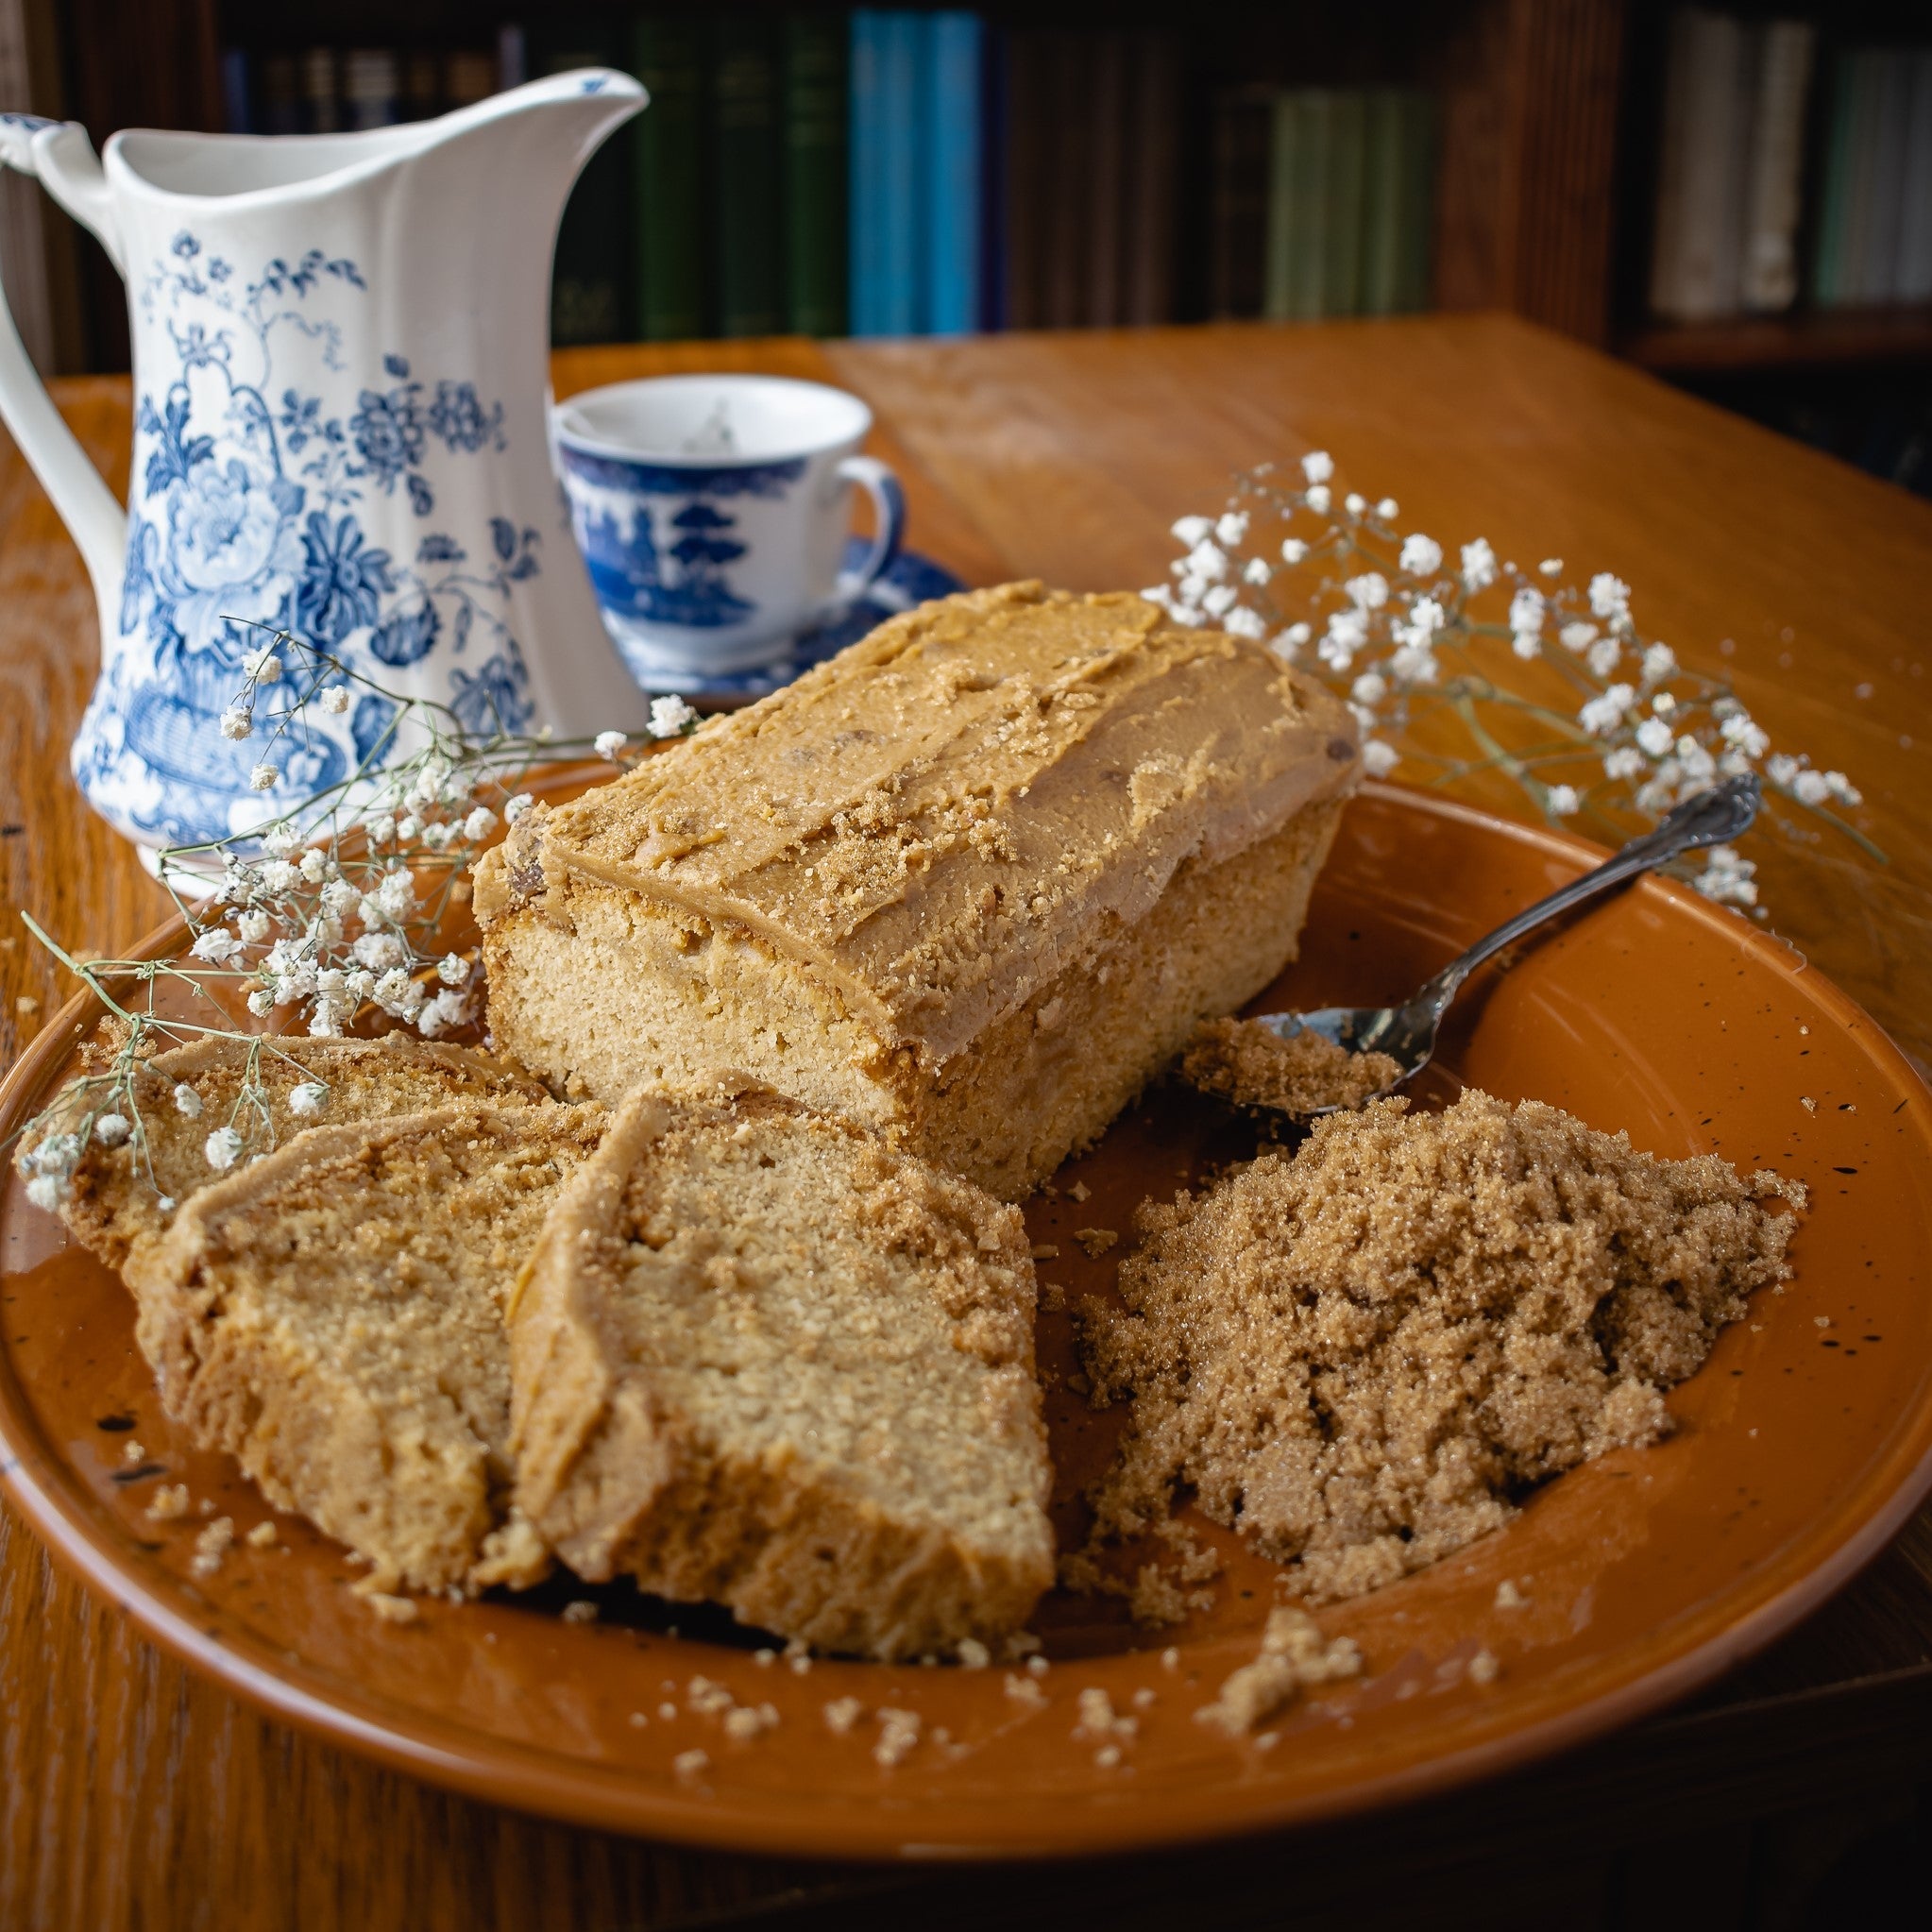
2;0;1928;490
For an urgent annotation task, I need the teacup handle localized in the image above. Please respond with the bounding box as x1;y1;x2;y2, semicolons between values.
833;455;907;604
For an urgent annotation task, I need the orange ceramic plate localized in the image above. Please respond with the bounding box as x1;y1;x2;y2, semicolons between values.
4;779;1931;1861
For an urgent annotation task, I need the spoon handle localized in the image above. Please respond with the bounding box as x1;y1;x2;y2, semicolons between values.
1419;774;1763;1008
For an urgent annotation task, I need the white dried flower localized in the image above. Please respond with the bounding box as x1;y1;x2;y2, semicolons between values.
345;968;375;1000
1361;740;1399;778
173;1082;203;1119
1587;572;1631;619
1242;556;1272;585
1460;538;1497;592
1792;769;1830;805
1300;450;1333;483
1344;491;1366;517
1170;514;1212;546
237;909;272;943
258;859;299;893
394;814;420;841
1375;497;1398;520
1579;685;1635;737
25;1174;64;1212
1586;637;1622;679
1635;717;1674;758
1538;557;1563;576
420;821;452;851
415;987;471;1038
376;870;415;918
1602;745;1646;781
1222;605;1266;640
1282;621;1313;647
1213;511;1248;546
204;1127;243;1172
649;694;699;738
1280;538;1309;566
243;648;282;684
1677;737;1718;784
306;998;343;1039
1184;540;1228;583
594;730;627;761
1398;534;1442;577
261;822;300;856
1304;483;1331;516
1350;670;1387;704
298;846;328;883
1512;632;1542;660
318;879;358;920
93;1112;131;1147
1345;572;1389;611
1201;583;1239;616
319;685;351;715
503;792;534;824
289;1081;328;1118
363;813;396;844
437;953;470;986
463;805;498;841
1546;785;1580;817
1720;712;1770;758
219;707;252;741
246;989;275;1017
352;932;407;973
1388;645;1441;686
1825;771;1862;806
1559;621;1598;653
190;929;243;966
248;763;280;792
1508;588;1545;636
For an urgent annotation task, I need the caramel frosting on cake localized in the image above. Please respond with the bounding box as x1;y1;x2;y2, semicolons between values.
516;582;1358;1063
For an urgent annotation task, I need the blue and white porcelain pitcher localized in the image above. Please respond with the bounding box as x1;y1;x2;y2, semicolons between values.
0;73;651;857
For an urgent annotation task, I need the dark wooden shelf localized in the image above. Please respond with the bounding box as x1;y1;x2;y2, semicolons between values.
1622;305;1932;375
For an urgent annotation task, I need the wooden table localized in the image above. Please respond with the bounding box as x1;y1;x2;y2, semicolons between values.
4;316;1931;1930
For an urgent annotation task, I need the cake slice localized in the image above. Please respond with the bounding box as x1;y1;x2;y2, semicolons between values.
476;582;1359;1198
128;1102;605;1590
510;1080;1056;1658
18;1032;551;1273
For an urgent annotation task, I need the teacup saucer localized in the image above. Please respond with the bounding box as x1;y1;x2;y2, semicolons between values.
635;544;964;703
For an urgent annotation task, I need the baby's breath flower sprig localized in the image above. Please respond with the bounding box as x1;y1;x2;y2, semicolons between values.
13;633;702;1196
1144;452;1877;912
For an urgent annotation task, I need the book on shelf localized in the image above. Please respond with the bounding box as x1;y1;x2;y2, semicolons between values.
710;13;782;338
1211;85;1273;320
1738;20;1815;314
632;15;706;342
1649;8;1751;323
1121;30;1179;329
531;21;632;346
784;12;848;337
849;8;920;336
924;11;982;336
1263;88;1432;326
1815;43;1932;311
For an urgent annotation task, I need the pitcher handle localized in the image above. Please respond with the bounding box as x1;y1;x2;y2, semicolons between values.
0;117;127;611
832;455;906;605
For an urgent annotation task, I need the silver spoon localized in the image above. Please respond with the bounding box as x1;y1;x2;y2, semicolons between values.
1249;773;1764;1113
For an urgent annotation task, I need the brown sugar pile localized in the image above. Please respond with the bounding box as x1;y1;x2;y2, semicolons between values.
1179;1018;1401;1116
1079;1091;1803;1603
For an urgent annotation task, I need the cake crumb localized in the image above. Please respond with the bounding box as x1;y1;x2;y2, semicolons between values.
1132;1686;1157;1709
1161;1647;1180;1671
1081;1092;1802;1602
1195;1609;1362;1735
123;1439;146;1464
628;1711;648;1728
823;1697;865;1735
1180;1018;1402;1117
873;1707;922;1767
246;1521;278;1549
364;1591;418;1625
1068;1181;1092;1203
723;1703;779;1741
561;1600;600;1624
1074;1228;1119;1258
1800;1095;1817;1113
1026;1653;1050;1677
1094;1744;1123;1768
754;1648;776;1667
1468;1649;1500;1686
672;1749;709;1783
686;1675;735;1717
1075;1687;1137;1742
1030;1244;1059;1262
1038;1280;1067;1313
190;1516;234;1578
146;1484;191;1522
1494;1579;1526;1610
658;1702;678;1721
956;1636;991;1669
1004;1672;1046;1707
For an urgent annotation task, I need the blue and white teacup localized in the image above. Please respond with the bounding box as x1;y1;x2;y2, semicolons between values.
553;375;907;680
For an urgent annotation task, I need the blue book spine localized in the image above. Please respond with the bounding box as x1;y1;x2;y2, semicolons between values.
924;13;983;335
849;11;923;336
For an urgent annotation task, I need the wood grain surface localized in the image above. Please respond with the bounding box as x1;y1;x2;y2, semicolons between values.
4;321;1932;1930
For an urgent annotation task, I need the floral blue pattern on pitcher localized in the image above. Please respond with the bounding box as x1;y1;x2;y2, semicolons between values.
0;74;653;864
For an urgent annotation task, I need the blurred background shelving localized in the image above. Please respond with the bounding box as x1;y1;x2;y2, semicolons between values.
3;0;1930;494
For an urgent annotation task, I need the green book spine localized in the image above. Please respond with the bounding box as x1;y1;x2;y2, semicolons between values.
1361;88;1405;315
711;15;783;337
1814;56;1857;304
1263;92;1300;321
632;16;706;340
1290;92;1330;322
1323;91;1366;318
784;12;848;336
1394;91;1436;313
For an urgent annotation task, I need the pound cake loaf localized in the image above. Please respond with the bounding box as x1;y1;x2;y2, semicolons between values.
128;1102;604;1590
510;1080;1055;1658
477;583;1359;1197
18;1032;549;1273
